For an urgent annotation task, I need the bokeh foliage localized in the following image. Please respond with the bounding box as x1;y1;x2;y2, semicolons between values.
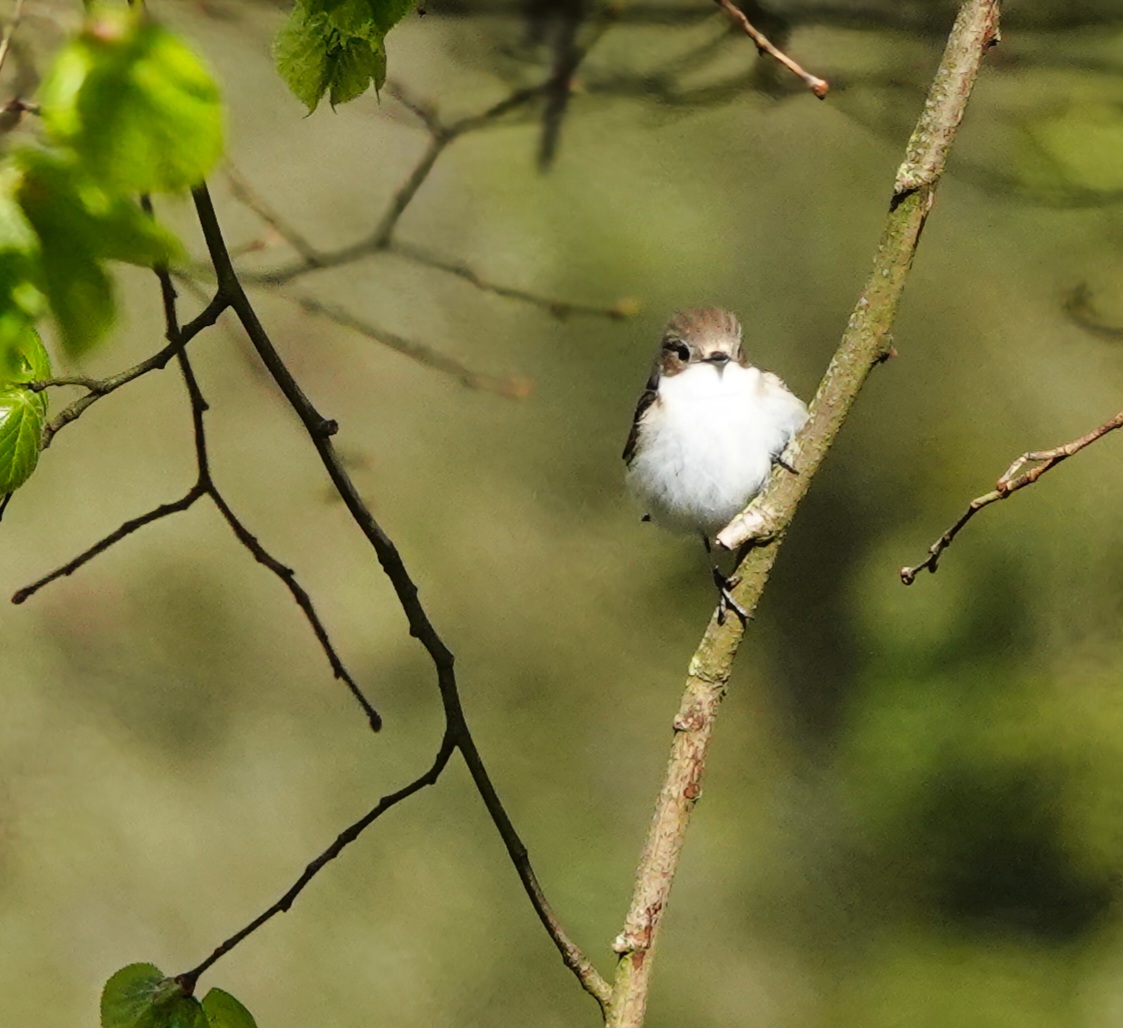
2;1;1123;1027
0;5;223;502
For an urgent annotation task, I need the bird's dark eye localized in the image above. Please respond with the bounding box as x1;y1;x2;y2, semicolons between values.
670;342;690;362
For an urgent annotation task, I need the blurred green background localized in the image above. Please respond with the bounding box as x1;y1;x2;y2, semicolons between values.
4;1;1123;1025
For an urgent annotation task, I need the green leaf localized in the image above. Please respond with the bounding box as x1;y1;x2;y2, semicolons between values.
101;963;166;1028
369;0;416;35
329;37;382;107
0;322;51;494
0;319;50;388
16;152;181;268
202;988;258;1028
100;964;209;1028
13;151;181;355
305;0;413;36
274;0;403;111
273;5;332;112
40;12;223;193
0;385;45;493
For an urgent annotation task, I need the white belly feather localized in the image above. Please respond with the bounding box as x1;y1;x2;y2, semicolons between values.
625;363;807;535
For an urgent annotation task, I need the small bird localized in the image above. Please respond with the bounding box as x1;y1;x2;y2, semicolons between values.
623;307;808;617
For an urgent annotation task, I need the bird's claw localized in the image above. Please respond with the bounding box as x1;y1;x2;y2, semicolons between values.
712;568;748;625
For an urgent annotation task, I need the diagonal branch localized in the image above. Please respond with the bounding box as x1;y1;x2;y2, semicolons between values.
13;265;381;731
186;183;610;1009
289;291;536;398
177;729;458;995
10;486;206;603
900;408;1123;583
713;0;830;98
32;290;229;449
605;3;1001;1026
391;239;637;321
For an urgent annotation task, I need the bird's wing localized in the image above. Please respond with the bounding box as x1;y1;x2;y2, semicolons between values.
622;372;659;466
759;372;810;453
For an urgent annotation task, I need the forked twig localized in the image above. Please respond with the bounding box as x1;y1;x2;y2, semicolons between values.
13;268;381;732
32;291;230;448
713;0;829;98
180;183;610;1009
901;408;1123;583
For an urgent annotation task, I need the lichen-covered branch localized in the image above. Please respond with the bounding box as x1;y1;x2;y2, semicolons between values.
604;3;1001;1025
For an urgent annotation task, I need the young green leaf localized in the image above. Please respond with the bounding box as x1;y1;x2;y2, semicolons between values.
100;963;166;1028
12;151;181;355
0;313;53;499
274;0;408;111
329;37;383;107
39;12;224;193
307;0;415;36
100;963;209;1028
202;988;259;1028
369;0;416;35
273;5;333;112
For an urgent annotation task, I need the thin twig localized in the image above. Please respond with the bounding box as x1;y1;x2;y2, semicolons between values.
291;292;535;398
713;0;830;98
177;731;457;993
392;240;638;321
11;486;206;603
186;183;610;1009
0;0;26;81
233;83;551;287
155;263;382;732
386;79;443;136
606;4;1000;1025
34;290;229;449
901;408;1123;583
223;163;322;264
15;261;381;731
208;483;383;729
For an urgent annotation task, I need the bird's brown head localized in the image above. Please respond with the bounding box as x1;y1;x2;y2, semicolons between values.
658;307;745;376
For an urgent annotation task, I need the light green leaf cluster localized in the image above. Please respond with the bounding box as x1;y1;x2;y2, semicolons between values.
0;8;224;495
101;964;258;1028
39;13;224;193
273;0;416;112
0;326;50;494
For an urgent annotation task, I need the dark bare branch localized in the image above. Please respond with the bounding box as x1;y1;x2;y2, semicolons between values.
187;182;610;1008
11;485;206;604
33;290;229;449
176;730;458;996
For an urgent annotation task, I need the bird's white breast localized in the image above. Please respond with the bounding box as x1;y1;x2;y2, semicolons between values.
626;363;807;535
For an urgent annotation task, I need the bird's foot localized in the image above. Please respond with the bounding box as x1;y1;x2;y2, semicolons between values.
712;568;749;625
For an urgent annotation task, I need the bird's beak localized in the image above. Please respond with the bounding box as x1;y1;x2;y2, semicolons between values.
705;352;730;377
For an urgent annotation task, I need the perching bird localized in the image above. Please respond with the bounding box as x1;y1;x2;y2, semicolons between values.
623;306;808;617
